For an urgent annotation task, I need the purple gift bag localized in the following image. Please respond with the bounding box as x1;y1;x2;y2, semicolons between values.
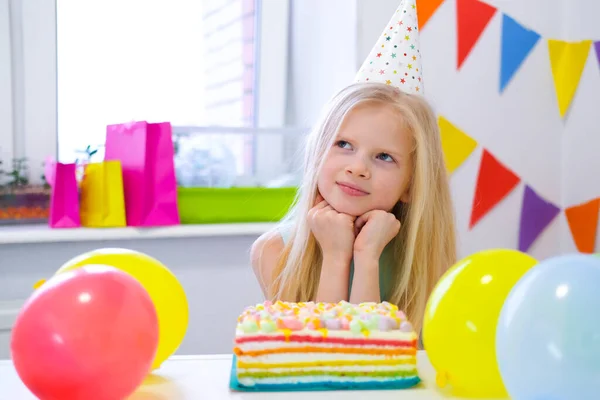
104;121;180;227
48;162;81;228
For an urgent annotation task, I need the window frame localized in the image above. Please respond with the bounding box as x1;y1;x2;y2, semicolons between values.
0;0;14;178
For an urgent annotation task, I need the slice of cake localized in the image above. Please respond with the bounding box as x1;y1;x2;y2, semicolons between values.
231;300;420;391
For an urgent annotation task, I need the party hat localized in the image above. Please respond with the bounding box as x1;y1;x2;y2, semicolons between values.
355;0;424;95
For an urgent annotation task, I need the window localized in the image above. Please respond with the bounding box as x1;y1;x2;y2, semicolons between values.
56;0;260;176
0;0;295;186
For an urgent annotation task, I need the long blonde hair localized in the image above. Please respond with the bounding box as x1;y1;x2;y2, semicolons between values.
267;82;456;332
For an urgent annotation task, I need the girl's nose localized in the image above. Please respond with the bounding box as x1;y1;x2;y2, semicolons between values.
345;156;371;179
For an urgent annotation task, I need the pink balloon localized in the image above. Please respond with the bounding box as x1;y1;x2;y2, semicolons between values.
11;265;159;400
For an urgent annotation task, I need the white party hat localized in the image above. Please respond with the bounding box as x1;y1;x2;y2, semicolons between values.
355;0;424;95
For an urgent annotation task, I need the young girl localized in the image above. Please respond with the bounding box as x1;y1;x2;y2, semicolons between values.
250;81;457;334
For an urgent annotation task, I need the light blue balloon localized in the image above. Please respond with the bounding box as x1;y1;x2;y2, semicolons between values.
496;253;600;400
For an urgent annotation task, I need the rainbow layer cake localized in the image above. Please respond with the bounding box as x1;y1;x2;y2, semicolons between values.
231;300;420;391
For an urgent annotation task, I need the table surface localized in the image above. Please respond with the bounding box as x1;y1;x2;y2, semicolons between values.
0;351;503;399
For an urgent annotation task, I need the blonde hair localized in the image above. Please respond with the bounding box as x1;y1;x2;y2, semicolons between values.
266;82;456;333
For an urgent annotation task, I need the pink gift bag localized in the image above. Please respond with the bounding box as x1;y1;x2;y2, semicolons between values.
48;162;81;228
104;121;180;227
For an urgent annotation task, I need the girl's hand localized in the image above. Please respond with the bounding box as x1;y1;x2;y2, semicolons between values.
353;210;400;263
307;194;356;263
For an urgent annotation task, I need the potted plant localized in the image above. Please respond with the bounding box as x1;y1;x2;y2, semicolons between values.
0;156;51;225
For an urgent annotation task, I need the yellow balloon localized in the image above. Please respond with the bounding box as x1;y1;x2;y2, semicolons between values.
423;249;538;398
37;248;188;370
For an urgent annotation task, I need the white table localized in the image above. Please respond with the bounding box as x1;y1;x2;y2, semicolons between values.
0;351;503;399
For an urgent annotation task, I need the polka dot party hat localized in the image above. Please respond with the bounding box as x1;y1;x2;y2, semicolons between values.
355;0;424;95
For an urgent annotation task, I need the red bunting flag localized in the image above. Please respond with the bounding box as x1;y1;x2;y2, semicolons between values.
457;0;497;69
469;149;521;228
565;198;600;253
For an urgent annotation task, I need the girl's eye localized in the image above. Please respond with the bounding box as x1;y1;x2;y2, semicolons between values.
336;140;352;150
377;153;394;162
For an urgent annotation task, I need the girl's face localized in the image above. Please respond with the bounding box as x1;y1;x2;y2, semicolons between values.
317;102;413;217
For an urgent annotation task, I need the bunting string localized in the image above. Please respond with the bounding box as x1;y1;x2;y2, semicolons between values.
419;0;600;119
439;116;599;254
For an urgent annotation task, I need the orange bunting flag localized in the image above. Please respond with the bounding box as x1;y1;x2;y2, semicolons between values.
565;198;600;253
469;149;521;229
456;0;497;69
417;0;445;29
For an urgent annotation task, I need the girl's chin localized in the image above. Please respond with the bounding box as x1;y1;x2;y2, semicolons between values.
325;200;368;217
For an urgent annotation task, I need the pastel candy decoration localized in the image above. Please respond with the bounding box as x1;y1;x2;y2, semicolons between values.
400;321;413;332
349;319;363;334
306;319;321;330
378;316;397;331
340;318;350;330
324;318;342;330
237;300;411;336
282;317;304;331
241;319;259;333
366;314;380;330
260;320;277;333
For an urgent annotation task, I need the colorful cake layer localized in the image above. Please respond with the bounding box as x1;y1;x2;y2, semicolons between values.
232;300;420;390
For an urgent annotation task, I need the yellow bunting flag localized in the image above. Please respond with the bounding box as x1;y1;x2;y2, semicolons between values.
438;116;478;174
548;39;592;118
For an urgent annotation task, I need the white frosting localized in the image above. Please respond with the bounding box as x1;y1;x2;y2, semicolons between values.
238;364;416;374
237;353;415;363
237;341;410;352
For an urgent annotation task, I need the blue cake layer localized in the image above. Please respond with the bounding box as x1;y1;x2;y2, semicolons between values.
229;355;421;392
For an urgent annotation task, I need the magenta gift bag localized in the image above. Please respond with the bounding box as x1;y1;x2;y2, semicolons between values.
104;121;180;227
48;162;81;228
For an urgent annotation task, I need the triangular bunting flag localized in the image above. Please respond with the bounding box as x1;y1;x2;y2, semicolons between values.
499;14;541;93
594;41;600;67
469;149;521;228
565;198;600;253
438;116;478;174
548;39;592;118
417;0;445;29
456;0;497;69
518;185;560;252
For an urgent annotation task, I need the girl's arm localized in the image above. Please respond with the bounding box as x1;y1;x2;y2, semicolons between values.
348;256;381;303
250;231;284;299
349;210;399;303
315;255;351;303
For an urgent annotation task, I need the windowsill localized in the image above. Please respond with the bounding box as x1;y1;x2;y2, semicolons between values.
0;223;276;245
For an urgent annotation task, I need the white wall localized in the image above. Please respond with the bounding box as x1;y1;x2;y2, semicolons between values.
0;235;265;359
285;0;600;260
